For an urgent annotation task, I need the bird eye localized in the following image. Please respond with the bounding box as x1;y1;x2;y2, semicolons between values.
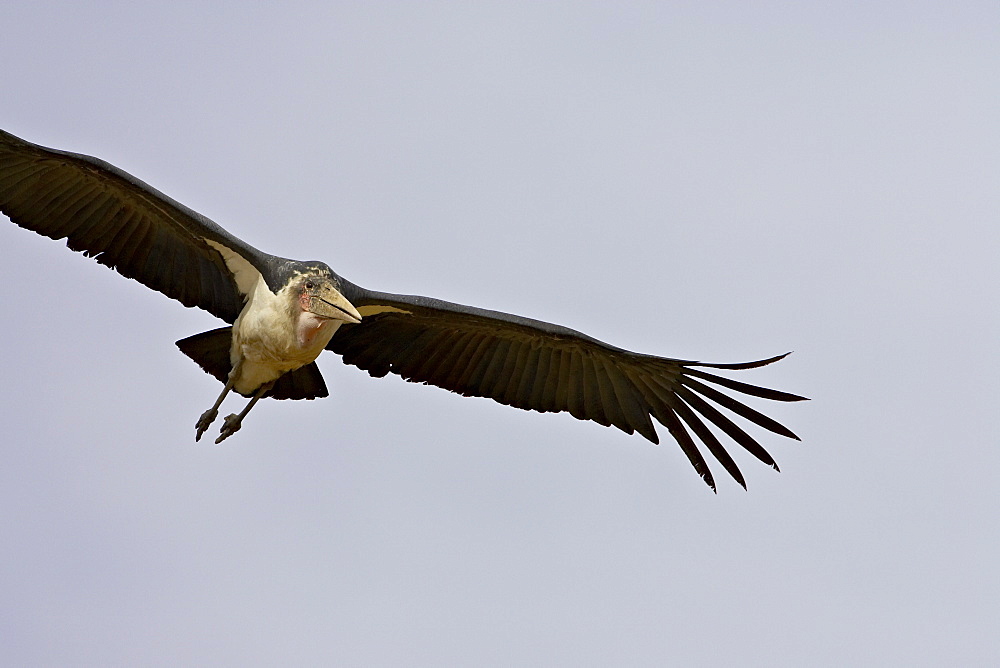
305;280;314;290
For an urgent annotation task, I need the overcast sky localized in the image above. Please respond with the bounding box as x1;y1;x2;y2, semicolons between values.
2;3;998;666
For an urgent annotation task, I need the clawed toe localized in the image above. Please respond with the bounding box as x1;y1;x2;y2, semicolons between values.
215;413;242;444
195;408;219;442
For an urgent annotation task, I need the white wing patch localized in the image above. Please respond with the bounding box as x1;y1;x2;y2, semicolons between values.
204;239;263;297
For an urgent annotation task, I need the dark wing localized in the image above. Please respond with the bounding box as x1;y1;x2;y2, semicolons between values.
0;128;272;323
330;281;807;491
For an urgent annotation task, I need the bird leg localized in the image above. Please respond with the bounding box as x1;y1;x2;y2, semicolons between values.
215;381;274;445
195;361;242;442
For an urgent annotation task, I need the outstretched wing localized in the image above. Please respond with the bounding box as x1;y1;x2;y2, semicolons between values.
330;282;807;490
0;128;272;323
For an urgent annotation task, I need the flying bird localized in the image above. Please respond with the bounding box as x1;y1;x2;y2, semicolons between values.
0;128;806;490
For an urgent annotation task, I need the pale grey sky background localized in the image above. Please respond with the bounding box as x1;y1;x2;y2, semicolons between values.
2;3;997;666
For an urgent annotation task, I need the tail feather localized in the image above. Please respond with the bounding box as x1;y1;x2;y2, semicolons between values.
176;327;232;384
176;328;329;400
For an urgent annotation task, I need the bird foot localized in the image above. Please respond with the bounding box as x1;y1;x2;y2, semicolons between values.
215;413;243;444
195;408;219;442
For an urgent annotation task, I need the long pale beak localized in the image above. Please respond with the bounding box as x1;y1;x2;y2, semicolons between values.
309;285;362;324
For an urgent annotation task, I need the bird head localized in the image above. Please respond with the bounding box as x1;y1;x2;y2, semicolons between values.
296;275;362;324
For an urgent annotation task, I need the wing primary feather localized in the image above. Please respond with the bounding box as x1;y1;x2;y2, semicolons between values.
685;353;792;370
592;355;628;432
670;394;747;489
680;375;801;440
654;402;717;491
674;384;780;470
683;366;808;402
579;353;610;427
601;359;658;442
619;373;670;445
565;350;587;421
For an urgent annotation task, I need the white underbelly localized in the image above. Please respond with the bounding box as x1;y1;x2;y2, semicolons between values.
233;354;305;396
231;313;342;396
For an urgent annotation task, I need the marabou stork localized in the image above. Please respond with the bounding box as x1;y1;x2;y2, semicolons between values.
0;128;806;490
